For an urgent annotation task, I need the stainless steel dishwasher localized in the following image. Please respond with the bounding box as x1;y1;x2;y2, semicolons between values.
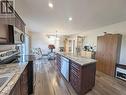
61;56;70;81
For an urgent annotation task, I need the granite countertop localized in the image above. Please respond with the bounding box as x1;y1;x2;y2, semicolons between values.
0;55;35;95
57;52;97;66
0;62;28;95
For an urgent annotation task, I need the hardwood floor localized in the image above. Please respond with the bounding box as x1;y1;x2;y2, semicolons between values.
33;59;126;95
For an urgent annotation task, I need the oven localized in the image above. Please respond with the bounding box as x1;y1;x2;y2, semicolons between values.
0;24;25;44
0;50;34;94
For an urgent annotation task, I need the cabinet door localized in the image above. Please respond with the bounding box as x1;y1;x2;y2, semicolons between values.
56;54;61;72
0;14;15;25
70;61;81;94
96;34;122;76
21;67;28;95
104;35;120;76
15;16;25;32
9;79;21;95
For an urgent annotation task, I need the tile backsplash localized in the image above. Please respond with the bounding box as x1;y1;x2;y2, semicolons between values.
0;45;15;52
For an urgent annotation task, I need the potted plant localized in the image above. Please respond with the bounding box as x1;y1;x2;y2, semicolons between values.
48;44;55;52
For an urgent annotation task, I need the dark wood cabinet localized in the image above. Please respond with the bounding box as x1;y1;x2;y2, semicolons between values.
69;61;96;95
27;61;34;94
0;17;15;26
9;66;28;95
0;1;25;45
55;53;96;95
96;34;122;76
0;16;25;32
20;66;28;95
70;61;82;94
0;1;25;32
9;79;21;95
56;54;61;73
15;15;25;32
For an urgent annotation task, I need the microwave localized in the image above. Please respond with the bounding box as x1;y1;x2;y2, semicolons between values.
0;24;25;44
14;27;25;44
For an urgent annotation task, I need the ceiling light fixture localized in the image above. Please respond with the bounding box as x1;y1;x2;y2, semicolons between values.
68;17;72;21
48;3;53;8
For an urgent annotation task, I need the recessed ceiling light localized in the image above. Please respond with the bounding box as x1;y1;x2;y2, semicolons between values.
68;17;72;21
48;3;53;8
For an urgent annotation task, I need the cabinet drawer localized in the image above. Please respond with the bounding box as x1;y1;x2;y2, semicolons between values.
70;72;81;93
56;56;60;60
56;58;60;62
71;67;81;78
57;63;61;68
70;62;81;77
71;61;81;70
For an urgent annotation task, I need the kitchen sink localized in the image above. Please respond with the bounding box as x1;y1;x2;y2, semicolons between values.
0;73;15;91
0;77;8;87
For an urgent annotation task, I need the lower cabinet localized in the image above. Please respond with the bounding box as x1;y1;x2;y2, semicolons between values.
70;61;96;95
9;66;28;95
56;54;61;73
56;54;96;95
20;66;28;95
9;79;21;95
70;61;82;94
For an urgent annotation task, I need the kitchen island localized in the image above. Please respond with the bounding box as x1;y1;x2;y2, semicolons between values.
55;52;96;95
0;55;34;95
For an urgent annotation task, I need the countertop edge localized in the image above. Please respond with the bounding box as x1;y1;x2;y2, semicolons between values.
56;52;97;66
0;62;28;95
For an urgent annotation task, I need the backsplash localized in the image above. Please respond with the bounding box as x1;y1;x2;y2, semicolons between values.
0;45;15;52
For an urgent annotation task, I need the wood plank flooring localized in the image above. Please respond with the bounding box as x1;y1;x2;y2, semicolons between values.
33;59;126;95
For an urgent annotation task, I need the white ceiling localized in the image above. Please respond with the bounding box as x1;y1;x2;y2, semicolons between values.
15;0;126;35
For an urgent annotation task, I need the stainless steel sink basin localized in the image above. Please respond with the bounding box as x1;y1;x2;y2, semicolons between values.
0;77;8;87
0;73;15;91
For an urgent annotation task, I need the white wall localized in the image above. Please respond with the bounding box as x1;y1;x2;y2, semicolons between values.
75;21;126;64
30;21;126;64
31;32;59;54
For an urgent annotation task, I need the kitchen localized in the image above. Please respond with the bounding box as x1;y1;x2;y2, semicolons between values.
0;0;126;95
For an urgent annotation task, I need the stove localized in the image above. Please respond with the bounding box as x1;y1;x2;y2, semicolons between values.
0;50;20;64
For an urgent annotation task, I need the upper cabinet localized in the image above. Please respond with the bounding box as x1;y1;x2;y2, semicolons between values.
64;36;85;54
15;14;26;32
0;0;26;45
0;0;26;32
